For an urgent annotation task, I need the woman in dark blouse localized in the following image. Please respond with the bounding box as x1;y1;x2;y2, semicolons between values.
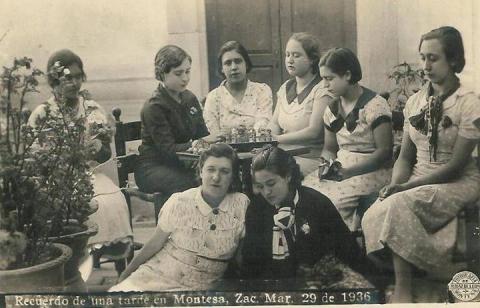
135;45;212;197
241;145;381;290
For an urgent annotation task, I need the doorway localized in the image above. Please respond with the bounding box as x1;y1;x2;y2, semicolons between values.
205;0;356;92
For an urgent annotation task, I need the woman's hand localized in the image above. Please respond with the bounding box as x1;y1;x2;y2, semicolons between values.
202;134;221;144
317;158;329;180
378;183;406;200
86;138;103;155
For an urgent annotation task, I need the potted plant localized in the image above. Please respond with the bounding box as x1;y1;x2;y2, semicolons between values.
0;57;97;293
386;61;426;130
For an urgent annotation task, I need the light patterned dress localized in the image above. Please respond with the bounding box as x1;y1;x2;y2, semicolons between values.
203;80;273;136
275;76;332;158
110;187;249;291
362;84;480;275
303;88;392;231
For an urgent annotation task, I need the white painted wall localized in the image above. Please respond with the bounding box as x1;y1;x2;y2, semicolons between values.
357;0;480;94
0;0;209;119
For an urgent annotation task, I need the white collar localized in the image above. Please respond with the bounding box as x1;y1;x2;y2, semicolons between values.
195;187;229;216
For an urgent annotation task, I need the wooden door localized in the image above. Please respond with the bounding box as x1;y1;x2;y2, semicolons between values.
205;0;356;91
278;0;357;81
205;0;283;92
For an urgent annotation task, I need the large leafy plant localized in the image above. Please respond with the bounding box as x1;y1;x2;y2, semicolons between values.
0;57;94;269
387;61;426;111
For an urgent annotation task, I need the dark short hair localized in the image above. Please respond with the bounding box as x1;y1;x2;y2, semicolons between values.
419;26;465;73
319;47;362;84
154;45;192;81
217;41;252;78
288;32;320;74
251;145;303;191
46;49;86;88
196;143;242;193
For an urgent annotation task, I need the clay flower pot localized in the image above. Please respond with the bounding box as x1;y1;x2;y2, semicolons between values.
49;220;98;292
0;243;72;293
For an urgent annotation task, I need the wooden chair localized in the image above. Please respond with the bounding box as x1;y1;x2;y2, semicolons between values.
92;107;167;275
453;147;480;274
111;107;168;225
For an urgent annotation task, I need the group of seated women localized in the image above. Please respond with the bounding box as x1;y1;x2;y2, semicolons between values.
28;25;480;303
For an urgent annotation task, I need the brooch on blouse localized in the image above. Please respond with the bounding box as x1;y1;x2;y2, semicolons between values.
190;106;198;115
441;115;453;129
300;222;310;235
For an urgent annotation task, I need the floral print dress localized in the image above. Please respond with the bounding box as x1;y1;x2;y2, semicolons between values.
110;187;249;291
303;88;392;231
203;80;273;136
362;84;480;275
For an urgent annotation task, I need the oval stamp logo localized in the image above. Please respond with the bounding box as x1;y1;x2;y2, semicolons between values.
448;271;480;301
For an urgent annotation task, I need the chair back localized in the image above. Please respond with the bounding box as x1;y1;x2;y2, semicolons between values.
112;107;142;188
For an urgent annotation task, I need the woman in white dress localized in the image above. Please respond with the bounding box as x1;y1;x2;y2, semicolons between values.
110;144;249;291
269;33;334;174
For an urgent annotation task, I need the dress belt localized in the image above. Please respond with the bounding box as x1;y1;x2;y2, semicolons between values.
163;243;228;273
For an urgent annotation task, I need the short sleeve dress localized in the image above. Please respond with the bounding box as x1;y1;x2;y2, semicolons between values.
110;187;249;291
361;84;480;275
275;75;333;157
203;80;273;136
303;87;392;231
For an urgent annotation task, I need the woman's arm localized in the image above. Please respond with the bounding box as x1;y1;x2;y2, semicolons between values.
401;135;478;190
143;104;192;154
390;129;416;184
254;84;274;129
275;95;333;144
117;227;170;282
269;101;283;135
203;91;221;137
321;128;339;161
341;121;393;179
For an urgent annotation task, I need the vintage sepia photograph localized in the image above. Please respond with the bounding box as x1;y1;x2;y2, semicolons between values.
0;0;479;306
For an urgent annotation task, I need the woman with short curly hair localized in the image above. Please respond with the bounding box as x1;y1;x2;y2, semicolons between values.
135;45;212;206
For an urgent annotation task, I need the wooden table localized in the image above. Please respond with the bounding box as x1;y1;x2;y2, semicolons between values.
178;144;310;196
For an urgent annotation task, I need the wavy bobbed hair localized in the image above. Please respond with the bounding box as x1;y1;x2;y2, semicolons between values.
154;45;192;81
419;26;465;74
